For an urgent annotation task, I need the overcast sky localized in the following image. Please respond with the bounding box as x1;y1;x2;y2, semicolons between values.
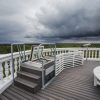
0;0;100;43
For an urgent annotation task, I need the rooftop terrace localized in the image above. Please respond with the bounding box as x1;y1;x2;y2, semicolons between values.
0;45;100;100
0;60;100;100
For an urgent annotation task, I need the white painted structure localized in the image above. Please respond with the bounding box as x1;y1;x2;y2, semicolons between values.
56;51;83;76
0;47;100;93
93;66;100;86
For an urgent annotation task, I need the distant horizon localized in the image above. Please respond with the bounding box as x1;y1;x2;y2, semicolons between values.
0;39;100;44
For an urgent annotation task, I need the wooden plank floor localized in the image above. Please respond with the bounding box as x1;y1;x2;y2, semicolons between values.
1;61;100;100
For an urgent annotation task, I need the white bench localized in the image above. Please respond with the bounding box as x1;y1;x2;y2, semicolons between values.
93;66;100;86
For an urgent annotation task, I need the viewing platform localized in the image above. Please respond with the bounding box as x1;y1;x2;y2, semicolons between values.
0;45;100;100
1;61;100;100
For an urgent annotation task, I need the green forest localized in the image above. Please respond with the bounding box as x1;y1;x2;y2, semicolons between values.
0;43;100;54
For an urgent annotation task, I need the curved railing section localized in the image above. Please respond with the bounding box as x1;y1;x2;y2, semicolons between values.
56;51;83;76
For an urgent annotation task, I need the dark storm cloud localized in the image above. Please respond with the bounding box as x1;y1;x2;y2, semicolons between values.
32;0;100;42
0;0;100;43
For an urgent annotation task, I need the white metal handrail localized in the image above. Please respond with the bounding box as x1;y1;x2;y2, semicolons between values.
56;51;83;76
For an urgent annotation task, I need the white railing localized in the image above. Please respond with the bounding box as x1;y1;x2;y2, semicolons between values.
56;48;100;60
56;51;83;76
0;47;100;93
0;50;31;93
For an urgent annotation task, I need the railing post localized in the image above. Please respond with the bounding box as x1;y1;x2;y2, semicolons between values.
82;51;84;65
89;50;90;59
99;49;100;59
11;44;14;82
92;50;94;59
82;50;85;59
86;47;88;61
73;54;75;67
95;50;97;59
54;44;56;77
23;44;26;61
14;58;18;74
0;62;3;80
5;61;9;78
42;61;45;89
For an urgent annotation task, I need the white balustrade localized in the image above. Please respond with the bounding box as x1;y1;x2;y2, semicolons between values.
0;47;100;93
0;48;100;80
55;48;100;60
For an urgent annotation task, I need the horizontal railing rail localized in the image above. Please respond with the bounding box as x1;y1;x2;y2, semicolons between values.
55;48;100;60
56;51;83;76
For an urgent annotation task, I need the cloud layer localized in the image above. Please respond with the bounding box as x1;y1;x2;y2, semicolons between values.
0;0;100;43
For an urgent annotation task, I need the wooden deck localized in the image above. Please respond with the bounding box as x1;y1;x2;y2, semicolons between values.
1;61;100;100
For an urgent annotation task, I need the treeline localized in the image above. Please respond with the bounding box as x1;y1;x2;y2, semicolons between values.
56;43;100;48
0;44;32;54
0;43;100;54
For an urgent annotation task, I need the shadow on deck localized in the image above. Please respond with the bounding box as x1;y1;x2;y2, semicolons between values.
1;61;100;100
